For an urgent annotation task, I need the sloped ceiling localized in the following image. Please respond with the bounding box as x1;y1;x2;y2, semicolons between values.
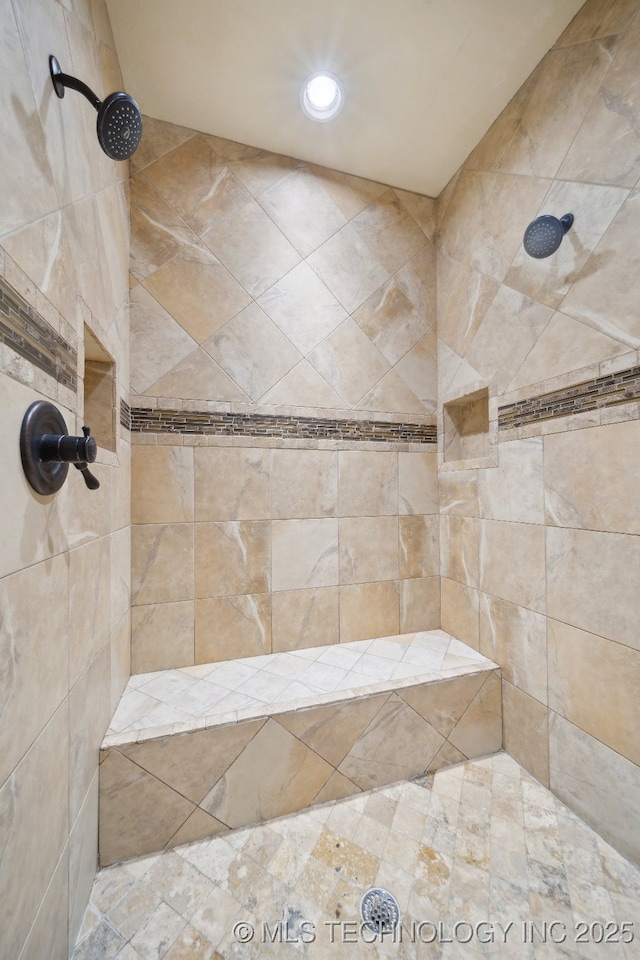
106;0;584;197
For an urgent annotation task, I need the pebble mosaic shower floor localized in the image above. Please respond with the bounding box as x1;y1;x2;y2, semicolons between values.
72;752;640;959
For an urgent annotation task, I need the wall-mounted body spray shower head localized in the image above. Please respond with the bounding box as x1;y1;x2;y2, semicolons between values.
49;55;142;160
523;213;574;259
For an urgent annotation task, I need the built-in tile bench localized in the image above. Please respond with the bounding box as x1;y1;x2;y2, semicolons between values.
99;631;501;865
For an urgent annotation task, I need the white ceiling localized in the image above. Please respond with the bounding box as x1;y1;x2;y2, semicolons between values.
106;0;585;198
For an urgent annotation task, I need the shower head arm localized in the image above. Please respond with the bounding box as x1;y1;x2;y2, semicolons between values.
49;55;101;110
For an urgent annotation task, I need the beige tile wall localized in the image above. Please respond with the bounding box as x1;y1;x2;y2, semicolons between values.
130;120;439;669
437;0;640;865
0;1;130;957
129;124;437;416
131;442;440;670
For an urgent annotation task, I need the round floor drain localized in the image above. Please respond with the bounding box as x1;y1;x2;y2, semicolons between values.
359;887;400;934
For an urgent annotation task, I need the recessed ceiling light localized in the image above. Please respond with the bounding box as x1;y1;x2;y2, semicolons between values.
300;72;344;122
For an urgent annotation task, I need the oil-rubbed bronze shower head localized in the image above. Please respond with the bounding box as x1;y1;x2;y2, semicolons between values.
49;55;142;160
523;213;574;259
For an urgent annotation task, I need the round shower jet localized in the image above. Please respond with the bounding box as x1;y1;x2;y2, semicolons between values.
49;55;142;160
523;213;574;259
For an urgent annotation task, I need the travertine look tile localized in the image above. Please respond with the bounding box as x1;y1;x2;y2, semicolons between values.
556;0;638;45
132;445;194;524
339;581;400;643
132;524;194;605
143;135;251;236
479;520;546;614
257;166;347;257
129;174;204;282
0;554;69;787
356;366;429;416
399;578;440;633
441;577;479;650
203;302;302;401
278;694;390;768
69;536;112;687
202;719;334;828
194;521;270;598
195;447;270;521
338;450;397;517
351;189;427;275
548;618;640;765
545;418;640;535
119;720;266;806
547;526;640;650
400;673;487;738
202;200;301;298
398;450;438;515
399;515;439;579
129;284;196;395
307;319;390;407
132;601;195;674
502;680;549;787
477;438;544;524
560;23;640;187
272;449;338;519
467;37;617;178
464;285;555;394
142;249;251;344
307;223;390;314
440;516;479;587
195;594;271;662
129;115;195;175
145;347;250;403
339;516;399;584
550;712;640;866
260;359;345;409
436;252;500;357
256;261;347;355
337;694;444;790
0;705;68;960
479;594;547;704
69;646;111;825
271;587;340;652
353;246;435;365
447;672;503;759
271;519;338;592
438;468;478;517
99;751;196;866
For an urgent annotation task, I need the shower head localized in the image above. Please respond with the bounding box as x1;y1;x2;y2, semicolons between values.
523;213;574;259
49;55;142;160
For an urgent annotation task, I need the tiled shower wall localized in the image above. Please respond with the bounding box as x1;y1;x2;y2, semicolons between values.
0;1;131;957
437;0;640;865
129;126;439;671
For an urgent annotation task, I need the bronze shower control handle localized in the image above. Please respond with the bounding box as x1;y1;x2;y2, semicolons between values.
20;401;101;494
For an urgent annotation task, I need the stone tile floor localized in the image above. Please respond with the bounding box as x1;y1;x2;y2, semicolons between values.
107;632;491;740
73;752;640;959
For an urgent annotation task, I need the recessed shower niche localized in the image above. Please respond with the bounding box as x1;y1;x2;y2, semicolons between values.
440;383;498;470
84;325;116;452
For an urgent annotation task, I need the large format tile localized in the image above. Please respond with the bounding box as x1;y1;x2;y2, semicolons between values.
477;438;544;525
132;446;194;524
548;618;640;765
479;520;546;614
272;449;337;520
547;525;640;650
132;524;194;605
502;680;549;786
195;594;271;662
339;581;400;643
272;586;340;652
257;166;347;257
272;519;339;591
550;712;640;866
195;447;270;522
479;594;547;704
338;450;397;517
544;419;640;534
195;521;270;598
307;223;390;314
339;516;399;584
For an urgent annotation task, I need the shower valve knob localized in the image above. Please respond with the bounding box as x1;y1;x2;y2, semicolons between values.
20;401;100;495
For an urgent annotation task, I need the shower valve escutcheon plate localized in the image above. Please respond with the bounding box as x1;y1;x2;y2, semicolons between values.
20;400;100;495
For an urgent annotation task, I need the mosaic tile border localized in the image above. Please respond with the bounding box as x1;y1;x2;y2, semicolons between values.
125;404;438;444
0;276;77;391
499;364;640;429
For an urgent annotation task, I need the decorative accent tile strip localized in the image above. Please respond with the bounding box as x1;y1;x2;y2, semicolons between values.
120;398;131;431
0;277;77;391
499;365;640;429
128;405;438;444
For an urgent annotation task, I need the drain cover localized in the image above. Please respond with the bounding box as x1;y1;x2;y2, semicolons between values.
360;887;400;934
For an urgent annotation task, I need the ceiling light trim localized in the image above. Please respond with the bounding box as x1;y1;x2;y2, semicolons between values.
300;72;344;122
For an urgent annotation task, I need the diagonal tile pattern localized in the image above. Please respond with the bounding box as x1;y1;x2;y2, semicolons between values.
75;753;640;959
99;633;502;864
130;122;437;415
